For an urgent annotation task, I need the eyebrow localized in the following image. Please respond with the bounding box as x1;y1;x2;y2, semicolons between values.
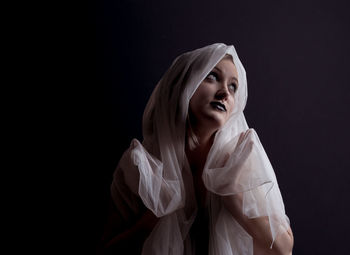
213;67;238;83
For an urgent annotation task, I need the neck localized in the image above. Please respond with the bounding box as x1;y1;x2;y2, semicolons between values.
186;129;216;174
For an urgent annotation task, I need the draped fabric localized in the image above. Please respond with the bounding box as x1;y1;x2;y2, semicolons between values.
111;43;290;254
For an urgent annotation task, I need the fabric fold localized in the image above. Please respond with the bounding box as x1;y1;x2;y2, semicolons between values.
110;43;291;254
117;139;185;217
204;128;289;247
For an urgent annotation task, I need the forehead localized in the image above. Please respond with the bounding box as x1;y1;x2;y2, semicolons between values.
214;57;238;78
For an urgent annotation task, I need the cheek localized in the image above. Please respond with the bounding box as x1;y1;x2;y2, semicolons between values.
189;85;208;109
228;97;235;114
189;97;200;118
194;82;214;98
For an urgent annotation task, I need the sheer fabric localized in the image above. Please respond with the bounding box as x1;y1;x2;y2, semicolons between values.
111;43;290;254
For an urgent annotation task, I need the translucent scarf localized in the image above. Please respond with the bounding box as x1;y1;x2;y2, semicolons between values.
111;43;290;254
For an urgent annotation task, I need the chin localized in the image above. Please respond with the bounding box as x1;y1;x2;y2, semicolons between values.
191;111;228;133
205;116;227;131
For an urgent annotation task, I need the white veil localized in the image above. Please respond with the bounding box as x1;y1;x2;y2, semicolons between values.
111;43;290;254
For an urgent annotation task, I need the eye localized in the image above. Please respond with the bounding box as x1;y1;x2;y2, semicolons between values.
229;83;237;93
206;72;218;81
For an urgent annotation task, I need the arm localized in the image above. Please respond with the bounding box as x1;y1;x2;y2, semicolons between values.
105;210;158;247
98;200;159;254
222;193;294;255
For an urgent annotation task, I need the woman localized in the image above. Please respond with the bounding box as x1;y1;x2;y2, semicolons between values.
100;43;294;254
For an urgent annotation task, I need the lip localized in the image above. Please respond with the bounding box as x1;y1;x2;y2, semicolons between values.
210;101;226;112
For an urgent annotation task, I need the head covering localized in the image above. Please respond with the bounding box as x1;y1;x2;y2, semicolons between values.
111;43;290;255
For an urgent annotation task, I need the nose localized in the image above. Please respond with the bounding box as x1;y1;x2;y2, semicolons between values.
215;83;229;101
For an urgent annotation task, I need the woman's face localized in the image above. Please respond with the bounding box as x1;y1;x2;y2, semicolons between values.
189;56;238;134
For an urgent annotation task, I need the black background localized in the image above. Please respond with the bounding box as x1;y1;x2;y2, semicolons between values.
78;0;350;254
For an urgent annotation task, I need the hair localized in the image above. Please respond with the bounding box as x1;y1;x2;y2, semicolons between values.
186;112;199;151
222;53;234;61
